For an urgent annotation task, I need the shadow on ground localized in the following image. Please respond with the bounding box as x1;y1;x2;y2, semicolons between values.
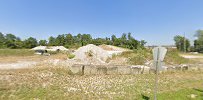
193;88;203;98
193;88;203;92
141;94;150;100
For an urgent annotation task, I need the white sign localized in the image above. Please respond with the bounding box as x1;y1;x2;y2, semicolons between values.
153;47;167;61
152;61;166;71
152;46;167;100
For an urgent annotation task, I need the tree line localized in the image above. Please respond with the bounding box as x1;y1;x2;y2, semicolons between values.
174;29;203;53
0;32;146;49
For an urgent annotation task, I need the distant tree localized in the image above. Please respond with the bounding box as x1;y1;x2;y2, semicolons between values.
4;33;22;48
39;40;47;46
5;40;17;49
91;38;107;45
14;37;23;48
127;33;132;40
48;36;56;46
174;35;190;52
127;37;139;49
194;30;203;52
121;33;127;47
111;35;117;45
0;32;5;48
140;40;147;47
195;30;203;40
5;34;17;41
23;37;38;48
55;34;65;46
114;38;122;46
0;32;145;50
65;33;73;45
77;33;82;41
81;34;92;46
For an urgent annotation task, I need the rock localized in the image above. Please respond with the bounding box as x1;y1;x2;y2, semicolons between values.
190;94;197;99
73;44;110;65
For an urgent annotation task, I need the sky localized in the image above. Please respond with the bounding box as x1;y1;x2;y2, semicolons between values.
0;0;203;45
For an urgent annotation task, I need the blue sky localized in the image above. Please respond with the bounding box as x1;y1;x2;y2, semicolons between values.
0;0;203;45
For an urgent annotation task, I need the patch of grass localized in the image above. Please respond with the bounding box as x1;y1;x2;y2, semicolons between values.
117;48;194;65
157;88;203;100
165;49;193;64
0;68;203;99
68;54;75;59
118;49;152;65
0;49;34;57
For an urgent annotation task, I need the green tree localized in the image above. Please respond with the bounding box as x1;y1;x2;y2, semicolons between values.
55;34;65;46
91;38;107;45
140;40;147;47
174;35;190;52
65;33;73;45
195;30;203;40
14;37;23;48
23;37;38;48
48;36;56;46
111;35;117;45
4;33;22;48
194;30;203;52
39;40;47;46
81;34;92;46
121;33;127;47
0;32;5;48
127;33;133;40
5;34;17;41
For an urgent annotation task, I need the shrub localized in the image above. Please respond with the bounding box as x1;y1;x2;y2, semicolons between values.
128;49;152;65
68;54;75;59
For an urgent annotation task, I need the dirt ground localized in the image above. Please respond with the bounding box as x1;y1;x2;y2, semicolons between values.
0;53;68;69
0;52;203;99
180;54;203;63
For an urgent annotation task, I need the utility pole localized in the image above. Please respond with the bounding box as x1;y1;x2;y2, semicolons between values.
184;33;186;53
154;48;159;100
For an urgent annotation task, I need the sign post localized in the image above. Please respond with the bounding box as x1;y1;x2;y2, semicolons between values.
152;47;167;100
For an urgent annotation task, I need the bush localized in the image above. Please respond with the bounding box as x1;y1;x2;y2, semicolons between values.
68;54;75;59
118;49;152;65
128;49;152;65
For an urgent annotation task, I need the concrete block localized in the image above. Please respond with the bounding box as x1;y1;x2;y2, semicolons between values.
70;64;84;75
117;66;131;75
107;66;118;75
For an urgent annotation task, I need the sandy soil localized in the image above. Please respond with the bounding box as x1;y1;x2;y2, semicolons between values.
0;54;68;69
180;54;203;63
180;55;203;59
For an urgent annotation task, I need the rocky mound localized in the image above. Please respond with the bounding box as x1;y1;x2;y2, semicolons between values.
73;44;110;64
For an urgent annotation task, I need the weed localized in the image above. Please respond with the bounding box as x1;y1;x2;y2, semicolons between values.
68;54;75;59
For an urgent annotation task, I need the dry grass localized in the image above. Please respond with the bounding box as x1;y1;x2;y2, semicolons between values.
0;51;68;63
0;49;34;57
0;49;203;99
0;66;203;100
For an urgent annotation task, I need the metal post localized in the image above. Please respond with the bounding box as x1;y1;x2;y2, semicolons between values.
184;33;186;53
154;48;160;100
